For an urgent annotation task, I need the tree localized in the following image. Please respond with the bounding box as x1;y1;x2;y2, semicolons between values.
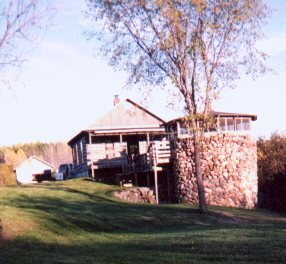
4;147;27;167
86;0;270;213
0;0;51;82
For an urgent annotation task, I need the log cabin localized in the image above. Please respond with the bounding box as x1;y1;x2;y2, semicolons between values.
68;97;168;180
68;97;257;203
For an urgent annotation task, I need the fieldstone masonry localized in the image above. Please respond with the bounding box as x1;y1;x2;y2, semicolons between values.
173;132;257;208
114;187;156;204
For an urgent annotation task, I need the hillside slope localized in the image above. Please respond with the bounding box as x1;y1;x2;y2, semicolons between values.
0;178;286;264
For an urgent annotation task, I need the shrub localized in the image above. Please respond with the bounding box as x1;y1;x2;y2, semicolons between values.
257;133;286;211
0;164;16;186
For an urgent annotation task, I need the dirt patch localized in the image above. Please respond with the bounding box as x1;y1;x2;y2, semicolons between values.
0;218;20;242
0;213;37;244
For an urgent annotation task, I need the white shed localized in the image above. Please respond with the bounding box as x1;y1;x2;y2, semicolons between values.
14;156;54;184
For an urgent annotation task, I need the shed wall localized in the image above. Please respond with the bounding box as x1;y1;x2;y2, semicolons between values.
16;158;53;184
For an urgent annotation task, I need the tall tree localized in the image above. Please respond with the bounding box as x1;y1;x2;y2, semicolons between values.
0;0;51;82
86;0;270;213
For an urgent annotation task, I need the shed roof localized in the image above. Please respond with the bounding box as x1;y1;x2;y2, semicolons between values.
166;110;257;125
14;156;54;171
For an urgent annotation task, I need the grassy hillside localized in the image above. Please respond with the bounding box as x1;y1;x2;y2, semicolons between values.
0;178;286;264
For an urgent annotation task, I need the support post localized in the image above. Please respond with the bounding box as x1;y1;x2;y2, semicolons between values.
154;167;159;204
147;172;150;187
167;168;171;203
134;173;138;186
91;165;95;180
176;121;181;137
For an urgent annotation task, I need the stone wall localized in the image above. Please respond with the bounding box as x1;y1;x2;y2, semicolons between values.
173;132;257;208
114;187;156;204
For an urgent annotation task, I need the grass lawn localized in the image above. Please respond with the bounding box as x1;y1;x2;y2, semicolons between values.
0;178;286;264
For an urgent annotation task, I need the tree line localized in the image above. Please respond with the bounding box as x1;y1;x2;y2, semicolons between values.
0;142;72;169
0;142;72;186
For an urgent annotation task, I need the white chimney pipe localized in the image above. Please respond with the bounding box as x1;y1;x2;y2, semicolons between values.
113;95;120;106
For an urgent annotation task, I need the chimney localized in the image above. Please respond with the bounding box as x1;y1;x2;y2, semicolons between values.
113;95;120;106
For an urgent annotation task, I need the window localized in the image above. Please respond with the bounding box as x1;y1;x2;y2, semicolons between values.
218;118;235;131
74;145;79;165
219;118;226;131
242;118;250;130
236;118;242;130
235;118;250;131
227;118;234;131
79;139;85;163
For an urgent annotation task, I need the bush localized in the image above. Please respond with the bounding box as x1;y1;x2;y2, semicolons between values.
0;164;16;186
257;133;286;211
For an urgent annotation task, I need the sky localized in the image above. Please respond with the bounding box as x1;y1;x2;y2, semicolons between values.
0;0;286;146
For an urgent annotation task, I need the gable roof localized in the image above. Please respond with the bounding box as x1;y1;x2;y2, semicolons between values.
89;98;165;129
14;156;54;171
68;98;166;145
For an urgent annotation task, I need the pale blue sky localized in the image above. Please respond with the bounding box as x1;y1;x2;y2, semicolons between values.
0;0;285;146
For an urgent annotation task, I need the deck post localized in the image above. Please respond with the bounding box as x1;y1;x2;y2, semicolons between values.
167;168;171;203
91;165;95;179
147;172;150;187
134;173;138;186
147;133;150;145
154;167;159;204
88;131;92;144
176;122;181;137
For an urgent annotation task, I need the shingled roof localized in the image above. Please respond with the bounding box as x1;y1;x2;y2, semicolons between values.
68;98;166;145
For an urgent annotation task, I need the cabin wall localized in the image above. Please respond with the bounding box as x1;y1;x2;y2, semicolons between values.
87;142;128;169
72;137;89;177
172;132;257;208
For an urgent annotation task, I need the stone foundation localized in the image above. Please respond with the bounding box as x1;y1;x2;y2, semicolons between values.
114;187;156;204
173;132;257;208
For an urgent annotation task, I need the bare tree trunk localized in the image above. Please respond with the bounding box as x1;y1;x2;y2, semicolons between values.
193;128;208;213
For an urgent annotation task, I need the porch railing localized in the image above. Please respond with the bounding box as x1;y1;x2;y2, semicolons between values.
123;140;171;174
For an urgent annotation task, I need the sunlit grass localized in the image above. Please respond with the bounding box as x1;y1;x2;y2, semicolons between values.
0;178;286;263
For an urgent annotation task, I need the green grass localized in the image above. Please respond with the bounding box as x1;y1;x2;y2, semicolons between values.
0;178;286;263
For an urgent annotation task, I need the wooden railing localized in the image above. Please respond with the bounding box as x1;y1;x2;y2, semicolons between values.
123;140;171;174
86;140;171;173
149;141;171;166
86;142;128;169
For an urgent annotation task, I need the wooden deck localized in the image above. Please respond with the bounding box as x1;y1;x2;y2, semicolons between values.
86;140;171;204
87;142;128;169
86;140;171;173
123;140;171;174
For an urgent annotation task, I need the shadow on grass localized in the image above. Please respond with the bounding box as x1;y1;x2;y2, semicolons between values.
1;179;286;263
3;181;286;235
1;225;286;264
